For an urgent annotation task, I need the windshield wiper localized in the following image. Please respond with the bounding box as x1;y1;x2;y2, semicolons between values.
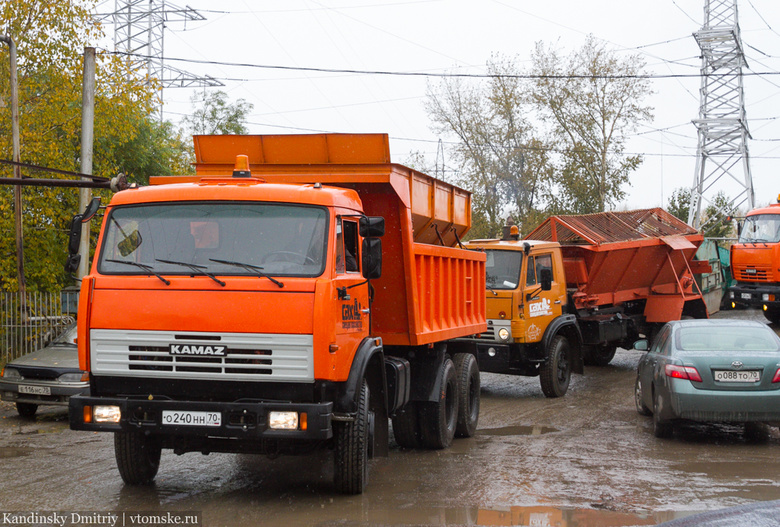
209;258;284;288
156;259;226;287
106;259;170;285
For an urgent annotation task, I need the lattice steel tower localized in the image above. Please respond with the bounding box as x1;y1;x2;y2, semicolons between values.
112;0;223;117
688;0;754;228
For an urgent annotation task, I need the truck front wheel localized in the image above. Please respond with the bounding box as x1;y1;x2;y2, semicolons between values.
453;353;479;438
334;380;370;494
540;335;571;398
420;357;458;449
114;431;161;485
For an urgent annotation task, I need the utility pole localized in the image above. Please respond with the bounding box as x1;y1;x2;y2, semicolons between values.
0;35;25;300
78;48;96;279
688;0;754;228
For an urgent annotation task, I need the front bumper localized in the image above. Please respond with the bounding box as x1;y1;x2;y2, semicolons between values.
0;379;89;406
727;284;780;308
666;380;780;423
69;395;333;441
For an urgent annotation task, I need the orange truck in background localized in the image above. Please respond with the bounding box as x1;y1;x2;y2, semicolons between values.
68;133;485;494
727;196;780;323
454;209;709;397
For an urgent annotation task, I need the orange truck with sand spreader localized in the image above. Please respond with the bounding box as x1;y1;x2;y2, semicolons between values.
68;133;485;494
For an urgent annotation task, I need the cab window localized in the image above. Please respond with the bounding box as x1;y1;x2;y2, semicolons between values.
526;253;554;285
335;218;359;274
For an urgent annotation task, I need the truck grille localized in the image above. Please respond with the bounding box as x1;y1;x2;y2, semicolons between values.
477;327;497;340
736;267;770;282
90;330;314;382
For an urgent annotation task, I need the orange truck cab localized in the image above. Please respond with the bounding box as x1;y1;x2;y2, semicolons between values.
727;196;780;323
68;134;485;494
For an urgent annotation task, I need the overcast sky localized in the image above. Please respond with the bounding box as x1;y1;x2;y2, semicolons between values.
99;0;780;212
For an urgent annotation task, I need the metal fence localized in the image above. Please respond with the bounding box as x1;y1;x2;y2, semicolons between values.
0;290;79;364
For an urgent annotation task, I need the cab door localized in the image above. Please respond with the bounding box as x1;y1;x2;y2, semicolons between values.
522;252;565;344
334;216;370;344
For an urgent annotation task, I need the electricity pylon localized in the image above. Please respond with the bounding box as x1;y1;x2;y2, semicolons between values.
688;0;754;228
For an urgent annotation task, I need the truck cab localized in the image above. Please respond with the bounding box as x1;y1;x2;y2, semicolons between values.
456;228;583;398
727;197;780;322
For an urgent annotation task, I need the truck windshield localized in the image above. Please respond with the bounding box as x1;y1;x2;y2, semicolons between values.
98;202;328;278
485;250;522;290
739;214;780;243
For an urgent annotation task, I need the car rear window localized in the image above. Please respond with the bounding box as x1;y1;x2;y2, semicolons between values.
677;326;780;352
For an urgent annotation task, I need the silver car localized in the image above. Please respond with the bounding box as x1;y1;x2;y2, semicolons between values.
0;324;88;418
634;319;780;439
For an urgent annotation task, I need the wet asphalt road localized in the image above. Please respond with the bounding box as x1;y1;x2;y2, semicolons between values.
2;308;780;526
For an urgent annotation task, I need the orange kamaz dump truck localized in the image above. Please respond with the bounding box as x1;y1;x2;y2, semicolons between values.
68;133;485;494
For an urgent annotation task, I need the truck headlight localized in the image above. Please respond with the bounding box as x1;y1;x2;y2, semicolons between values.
497;328;510;341
93;405;122;423
269;411;299;430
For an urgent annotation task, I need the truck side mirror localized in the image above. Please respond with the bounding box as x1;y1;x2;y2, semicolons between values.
360;216;385;238
82;197;101;222
540;268;552;291
64;198;102;275
362;238;382;279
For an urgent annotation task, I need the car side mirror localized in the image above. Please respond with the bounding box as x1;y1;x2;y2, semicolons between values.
633;339;649;351
362;238;382;279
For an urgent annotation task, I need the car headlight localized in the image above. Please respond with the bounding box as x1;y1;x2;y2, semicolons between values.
58;372;86;383
497;328;510;341
1;367;21;380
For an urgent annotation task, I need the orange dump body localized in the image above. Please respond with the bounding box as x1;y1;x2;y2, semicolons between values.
183;133;486;347
525;208;709;322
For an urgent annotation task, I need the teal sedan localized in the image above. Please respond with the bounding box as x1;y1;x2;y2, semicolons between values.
634;319;780;439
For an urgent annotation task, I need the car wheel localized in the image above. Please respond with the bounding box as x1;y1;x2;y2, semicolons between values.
652;393;674;439
453;353;480;438
540;335;571;398
15;402;38;419
634;376;652;416
745;422;770;444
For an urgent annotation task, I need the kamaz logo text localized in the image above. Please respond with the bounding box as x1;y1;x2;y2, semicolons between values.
169;344;227;356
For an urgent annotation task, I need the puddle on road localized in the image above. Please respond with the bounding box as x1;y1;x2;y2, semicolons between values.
479;425;558;436
471;505;695;526
0;446;34;458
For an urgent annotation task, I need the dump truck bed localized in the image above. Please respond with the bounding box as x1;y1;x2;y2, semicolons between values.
525;209;708;321
182;134;486;346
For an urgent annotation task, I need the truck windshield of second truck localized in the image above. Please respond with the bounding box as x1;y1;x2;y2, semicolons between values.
98;202;329;278
485;250;522;290
739;214;780;244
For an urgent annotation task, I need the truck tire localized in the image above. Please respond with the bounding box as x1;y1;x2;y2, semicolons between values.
584;344;617;367
540;335;571;398
453;353;479;438
420;357;458;449
334;380;370;494
114;431;161;485
391;402;421;449
15;402;38;419
763;308;780;325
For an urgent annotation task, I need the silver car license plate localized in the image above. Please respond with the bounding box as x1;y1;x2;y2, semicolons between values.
162;410;221;427
18;385;51;396
713;370;760;383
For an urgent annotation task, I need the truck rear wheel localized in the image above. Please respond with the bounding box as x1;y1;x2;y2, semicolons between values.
114;431;161;485
453;353;479;438
334;380;370;494
584;344;617;367
391;402;421;449
420;357;458;449
540;335;571;398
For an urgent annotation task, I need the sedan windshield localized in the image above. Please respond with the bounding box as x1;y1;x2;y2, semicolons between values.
739;214;780;243
99;202;328;277
677;325;780;352
485;250;522;290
